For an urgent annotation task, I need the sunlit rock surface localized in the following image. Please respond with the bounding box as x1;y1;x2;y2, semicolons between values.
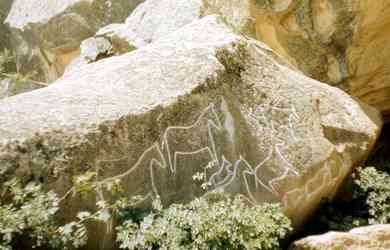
253;0;390;120
65;0;255;73
290;224;390;250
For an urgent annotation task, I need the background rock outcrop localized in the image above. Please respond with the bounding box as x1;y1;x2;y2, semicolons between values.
8;0;390;121
290;224;390;250
4;0;144;83
0;15;381;249
253;0;390;120
0;0;12;52
65;0;256;73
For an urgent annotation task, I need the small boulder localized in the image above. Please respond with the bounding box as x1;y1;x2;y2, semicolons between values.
290;224;390;250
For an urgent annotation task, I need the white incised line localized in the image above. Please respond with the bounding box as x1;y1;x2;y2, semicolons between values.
94;98;308;207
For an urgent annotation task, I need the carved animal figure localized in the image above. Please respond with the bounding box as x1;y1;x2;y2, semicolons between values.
161;103;223;175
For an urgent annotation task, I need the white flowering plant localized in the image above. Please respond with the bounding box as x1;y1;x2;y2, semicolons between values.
116;192;292;250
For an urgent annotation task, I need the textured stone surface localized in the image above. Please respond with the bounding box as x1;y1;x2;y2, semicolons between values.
0;0;13;52
253;0;390;120
116;0;255;48
4;0;144;84
290;224;390;250
0;78;11;99
0;15;381;249
66;0;256;72
80;36;113;62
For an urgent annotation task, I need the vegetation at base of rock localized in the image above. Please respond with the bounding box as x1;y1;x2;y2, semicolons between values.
0;174;136;250
116;193;291;250
354;167;390;224
0;175;291;250
0;179;74;250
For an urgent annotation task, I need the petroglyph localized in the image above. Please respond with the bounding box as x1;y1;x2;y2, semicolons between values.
161;103;223;174
281;152;348;210
93;97;345;209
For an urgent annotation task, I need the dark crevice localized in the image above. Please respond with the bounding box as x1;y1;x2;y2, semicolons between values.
284;123;390;248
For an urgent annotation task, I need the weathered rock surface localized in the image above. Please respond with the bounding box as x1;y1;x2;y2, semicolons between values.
0;15;382;249
66;0;256;72
0;78;11;98
0;0;13;52
290;224;390;250
4;0;144;84
253;0;390;120
120;0;255;47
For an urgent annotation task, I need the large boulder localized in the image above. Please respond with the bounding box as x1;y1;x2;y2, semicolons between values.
4;0;144;84
253;0;390;121
116;0;255;48
65;0;256;73
290;224;390;250
0;15;382;249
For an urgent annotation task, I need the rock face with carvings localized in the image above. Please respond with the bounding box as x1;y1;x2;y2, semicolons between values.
290;224;390;250
4;0;144;83
65;0;256;73
0;15;381;248
253;0;390;120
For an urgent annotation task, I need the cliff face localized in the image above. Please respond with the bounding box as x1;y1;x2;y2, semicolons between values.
253;0;390;120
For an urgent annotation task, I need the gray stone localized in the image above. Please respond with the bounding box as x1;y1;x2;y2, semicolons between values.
4;0;144;83
117;0;255;48
66;0;256;73
80;37;112;62
0;15;382;249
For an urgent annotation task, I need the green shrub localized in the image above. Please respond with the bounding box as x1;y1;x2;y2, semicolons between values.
354;167;390;224
116;193;292;250
1;176;292;250
0;179;65;250
0;178;97;250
